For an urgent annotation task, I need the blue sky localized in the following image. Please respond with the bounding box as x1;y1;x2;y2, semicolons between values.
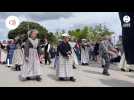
0;12;122;42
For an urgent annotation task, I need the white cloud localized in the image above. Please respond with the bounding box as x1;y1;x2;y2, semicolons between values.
0;12;122;41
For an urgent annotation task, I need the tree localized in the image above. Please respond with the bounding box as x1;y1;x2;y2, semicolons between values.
8;21;58;44
8;21;48;40
69;27;89;41
69;24;114;42
47;32;58;45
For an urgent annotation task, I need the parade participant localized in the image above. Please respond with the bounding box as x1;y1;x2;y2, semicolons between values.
6;39;16;67
99;36;117;76
40;37;51;65
69;40;78;69
115;35;134;71
81;39;89;65
116;36;123;55
118;53;130;72
56;33;76;82
119;12;134;64
110;48;121;63
49;45;56;59
119;51;134;72
0;43;3;64
1;40;7;64
19;29;42;81
119;53;134;72
12;37;24;71
0;43;7;64
89;43;94;61
94;41;100;63
73;40;81;65
54;39;62;69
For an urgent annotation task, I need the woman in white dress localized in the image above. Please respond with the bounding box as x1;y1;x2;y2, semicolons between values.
12;38;24;71
0;43;2;64
19;29;42;81
0;43;7;64
81;39;89;65
119;53;134;72
56;33;76;82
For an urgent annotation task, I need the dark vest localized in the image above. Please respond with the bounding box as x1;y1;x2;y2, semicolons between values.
45;43;49;52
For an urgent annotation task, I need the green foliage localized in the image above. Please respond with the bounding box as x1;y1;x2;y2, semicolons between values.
8;21;58;44
8;21;114;44
8;21;48;39
69;24;114;42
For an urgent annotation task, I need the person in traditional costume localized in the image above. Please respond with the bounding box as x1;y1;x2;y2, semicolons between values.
56;33;76;82
0;43;7;64
1;41;7;64
118;53;130;72
69;41;79;69
0;43;2;64
116;35;131;72
6;39;16;67
12;37;24;71
118;46;134;72
119;12;134;65
81;39;89;65
110;48;121;63
88;43;94;61
54;39;62;69
40;37;51;65
73;40;81;65
99;36;117;76
49;45;56;59
19;29;42;81
94;41;100;63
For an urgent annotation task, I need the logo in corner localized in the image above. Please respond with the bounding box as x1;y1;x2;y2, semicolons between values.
5;16;20;30
123;15;130;23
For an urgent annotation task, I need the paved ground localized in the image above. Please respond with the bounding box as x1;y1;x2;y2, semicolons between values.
0;61;134;87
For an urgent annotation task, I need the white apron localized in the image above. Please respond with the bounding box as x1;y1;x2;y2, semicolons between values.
56;53;73;78
72;49;79;65
20;48;42;78
12;49;24;66
1;49;7;62
81;47;89;64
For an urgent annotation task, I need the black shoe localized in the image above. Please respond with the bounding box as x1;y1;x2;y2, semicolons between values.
7;65;11;68
82;63;85;65
102;72;110;76
59;77;66;81
36;76;42;81
18;66;21;71
15;65;19;71
70;77;76;82
3;62;6;64
102;65;105;68
73;65;76;69
26;77;32;80
73;66;76;69
17;65;21;71
121;68;126;72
